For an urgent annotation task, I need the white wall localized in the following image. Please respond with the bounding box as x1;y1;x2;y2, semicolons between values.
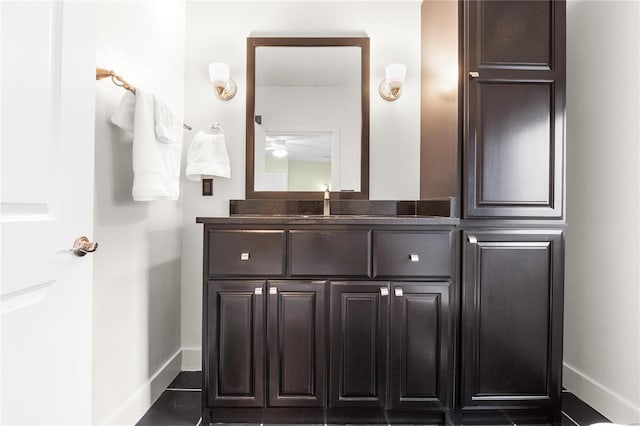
93;1;185;424
180;0;422;367
565;1;640;423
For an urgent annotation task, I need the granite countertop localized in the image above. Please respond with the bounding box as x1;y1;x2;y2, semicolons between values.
196;215;460;226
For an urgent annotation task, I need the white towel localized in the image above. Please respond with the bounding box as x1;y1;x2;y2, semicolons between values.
110;91;180;141
186;128;231;181
154;97;181;144
110;91;136;133
131;89;182;201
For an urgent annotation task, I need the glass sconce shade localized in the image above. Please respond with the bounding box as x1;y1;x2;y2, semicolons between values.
379;63;406;101
385;63;407;85
208;62;237;100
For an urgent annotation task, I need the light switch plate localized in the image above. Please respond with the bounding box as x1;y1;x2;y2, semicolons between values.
202;178;213;196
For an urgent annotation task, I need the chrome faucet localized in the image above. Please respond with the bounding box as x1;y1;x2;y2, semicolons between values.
323;186;330;216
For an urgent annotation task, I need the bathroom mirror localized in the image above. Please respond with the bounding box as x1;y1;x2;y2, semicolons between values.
246;37;369;199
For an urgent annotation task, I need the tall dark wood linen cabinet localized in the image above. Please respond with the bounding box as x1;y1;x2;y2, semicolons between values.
459;0;565;424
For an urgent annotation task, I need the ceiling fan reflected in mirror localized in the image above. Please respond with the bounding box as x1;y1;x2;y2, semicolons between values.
264;132;332;161
265;139;288;158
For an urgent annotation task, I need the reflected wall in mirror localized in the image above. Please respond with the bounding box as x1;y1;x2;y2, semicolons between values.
247;37;369;199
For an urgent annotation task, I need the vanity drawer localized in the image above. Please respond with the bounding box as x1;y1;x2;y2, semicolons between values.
373;231;452;278
207;230;285;276
289;230;370;277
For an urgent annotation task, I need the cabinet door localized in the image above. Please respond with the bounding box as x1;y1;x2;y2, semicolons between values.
268;281;326;407
464;0;565;218
461;230;563;409
206;281;265;407
389;283;451;409
329;281;388;408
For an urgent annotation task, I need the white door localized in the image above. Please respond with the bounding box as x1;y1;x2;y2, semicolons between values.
1;2;96;424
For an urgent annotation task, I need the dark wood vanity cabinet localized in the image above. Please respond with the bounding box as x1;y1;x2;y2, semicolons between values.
200;221;456;424
200;1;567;423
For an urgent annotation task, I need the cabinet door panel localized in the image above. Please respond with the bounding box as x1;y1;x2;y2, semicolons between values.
389;283;451;409
479;1;551;68
206;281;264;407
268;281;325;407
330;282;388;408
478;83;552;205
461;231;563;408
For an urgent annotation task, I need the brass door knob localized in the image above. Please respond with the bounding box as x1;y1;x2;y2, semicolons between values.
72;236;98;257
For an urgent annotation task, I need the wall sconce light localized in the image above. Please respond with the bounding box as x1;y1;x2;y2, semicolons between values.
208;62;237;100
379;63;407;101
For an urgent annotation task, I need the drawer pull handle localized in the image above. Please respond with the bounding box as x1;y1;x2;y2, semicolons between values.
254;287;262;295
409;253;420;262
380;287;389;296
394;288;403;297
269;287;277;295
468;235;478;244
240;252;250;261
469;71;479;78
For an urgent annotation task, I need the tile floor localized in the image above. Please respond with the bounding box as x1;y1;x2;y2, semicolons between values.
136;372;611;426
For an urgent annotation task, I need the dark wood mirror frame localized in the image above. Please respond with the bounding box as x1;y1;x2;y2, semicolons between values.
246;37;370;200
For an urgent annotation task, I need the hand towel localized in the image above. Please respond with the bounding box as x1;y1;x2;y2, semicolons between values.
110;91;136;133
186;128;231;181
131;89;183;201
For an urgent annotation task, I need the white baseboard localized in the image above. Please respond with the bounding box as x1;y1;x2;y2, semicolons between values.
101;349;182;425
181;346;202;371
563;362;640;424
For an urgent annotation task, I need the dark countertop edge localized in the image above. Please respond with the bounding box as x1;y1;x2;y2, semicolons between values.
196;215;461;226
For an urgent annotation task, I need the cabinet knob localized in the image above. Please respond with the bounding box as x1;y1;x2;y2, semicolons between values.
469;71;479;78
269;287;277;295
240;252;250;261
380;287;389;296
254;287;262;295
394;288;403;297
409;253;420;262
